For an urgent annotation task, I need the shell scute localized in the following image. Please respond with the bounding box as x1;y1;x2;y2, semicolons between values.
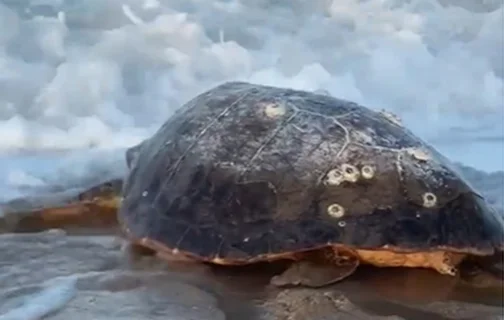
119;82;504;261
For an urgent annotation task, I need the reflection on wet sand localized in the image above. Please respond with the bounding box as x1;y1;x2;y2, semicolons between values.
0;230;502;320
202;257;504;320
1;182;503;320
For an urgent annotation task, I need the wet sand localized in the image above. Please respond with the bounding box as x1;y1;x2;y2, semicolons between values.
0;164;503;319
0;230;502;320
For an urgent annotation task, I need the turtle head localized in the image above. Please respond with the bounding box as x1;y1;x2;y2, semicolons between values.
0;179;124;233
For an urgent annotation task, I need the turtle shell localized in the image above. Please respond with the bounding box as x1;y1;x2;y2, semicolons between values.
118;82;504;263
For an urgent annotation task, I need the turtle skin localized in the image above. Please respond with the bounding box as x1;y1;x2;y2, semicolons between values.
118;81;504;264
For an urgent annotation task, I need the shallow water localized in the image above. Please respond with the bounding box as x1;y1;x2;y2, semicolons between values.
0;159;503;319
0;231;503;320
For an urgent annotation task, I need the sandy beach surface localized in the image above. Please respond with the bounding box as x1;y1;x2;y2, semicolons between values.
0;163;502;320
0;230;502;320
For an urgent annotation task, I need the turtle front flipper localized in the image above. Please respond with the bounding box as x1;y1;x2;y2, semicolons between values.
0;179;123;233
270;248;359;288
459;251;504;289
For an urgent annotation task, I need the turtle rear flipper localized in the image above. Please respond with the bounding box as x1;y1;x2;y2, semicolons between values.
270;249;359;288
0;179;122;233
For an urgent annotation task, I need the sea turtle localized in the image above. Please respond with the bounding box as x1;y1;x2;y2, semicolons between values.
2;81;503;288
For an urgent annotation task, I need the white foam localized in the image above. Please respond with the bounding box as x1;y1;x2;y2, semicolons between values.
0;149;127;203
0;276;77;320
121;4;145;25
0;0;502;202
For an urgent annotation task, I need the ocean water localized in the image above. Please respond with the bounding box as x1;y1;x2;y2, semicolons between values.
0;0;503;203
0;0;503;318
0;275;77;320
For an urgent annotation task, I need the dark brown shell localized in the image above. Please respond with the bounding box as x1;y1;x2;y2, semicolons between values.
118;81;504;262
